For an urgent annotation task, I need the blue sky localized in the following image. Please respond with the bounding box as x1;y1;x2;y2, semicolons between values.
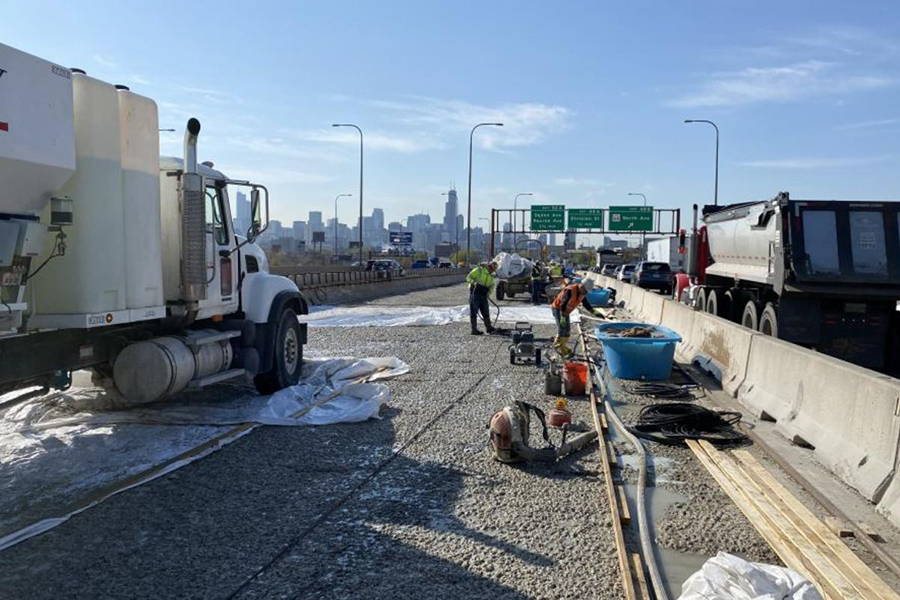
5;0;899;236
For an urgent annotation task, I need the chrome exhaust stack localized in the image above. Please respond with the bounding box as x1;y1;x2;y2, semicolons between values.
181;118;207;302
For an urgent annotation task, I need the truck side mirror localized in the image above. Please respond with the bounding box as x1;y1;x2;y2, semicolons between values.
250;188;262;240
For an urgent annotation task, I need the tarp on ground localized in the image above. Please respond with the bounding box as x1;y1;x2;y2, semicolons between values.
678;553;821;600
0;356;408;551
300;304;580;327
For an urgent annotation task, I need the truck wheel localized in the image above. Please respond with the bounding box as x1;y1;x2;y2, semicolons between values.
705;289;719;316
741;300;759;331
696;287;707;312
254;308;303;395
724;290;738;322
496;283;506;301
759;303;778;337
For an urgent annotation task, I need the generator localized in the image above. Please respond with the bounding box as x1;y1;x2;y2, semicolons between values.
509;322;541;365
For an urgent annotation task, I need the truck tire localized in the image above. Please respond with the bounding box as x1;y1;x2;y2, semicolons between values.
759;303;778;337
741;300;760;331
254;308;303;395
696;287;707;312
723;290;738;322
496;282;506;301
705;289;720;316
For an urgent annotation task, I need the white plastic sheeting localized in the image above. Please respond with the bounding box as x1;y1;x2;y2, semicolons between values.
678;553;822;600
300;304;578;328
0;356;408;550
492;252;533;279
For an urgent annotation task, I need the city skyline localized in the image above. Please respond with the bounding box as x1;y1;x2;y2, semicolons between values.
5;1;897;236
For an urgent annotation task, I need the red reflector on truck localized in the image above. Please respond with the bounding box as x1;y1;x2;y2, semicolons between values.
0;122;8;132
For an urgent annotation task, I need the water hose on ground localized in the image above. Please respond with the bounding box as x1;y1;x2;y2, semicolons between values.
579;325;670;600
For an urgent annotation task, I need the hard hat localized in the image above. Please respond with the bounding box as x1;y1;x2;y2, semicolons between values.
583;279;595;291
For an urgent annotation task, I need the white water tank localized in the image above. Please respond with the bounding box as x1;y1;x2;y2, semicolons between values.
118;88;164;310
34;72;128;315
0;43;75;216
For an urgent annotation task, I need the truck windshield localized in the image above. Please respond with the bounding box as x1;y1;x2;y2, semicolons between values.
802;210;840;275
850;211;887;275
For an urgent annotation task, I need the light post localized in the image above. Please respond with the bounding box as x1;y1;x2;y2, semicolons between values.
684;119;719;206
628;192;648;259
467;122;504;267
513;192;532;249
333;193;352;257
332;123;364;265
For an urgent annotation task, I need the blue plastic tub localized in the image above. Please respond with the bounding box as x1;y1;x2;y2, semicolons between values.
594;322;682;380
586;288;611;307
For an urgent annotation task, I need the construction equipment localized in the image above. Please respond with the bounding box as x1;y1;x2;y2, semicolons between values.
0;43;308;402
488;400;597;463
686;192;900;372
509;322;541;365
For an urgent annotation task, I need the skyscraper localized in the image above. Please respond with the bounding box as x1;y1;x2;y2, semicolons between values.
234;191;251;236
443;189;458;242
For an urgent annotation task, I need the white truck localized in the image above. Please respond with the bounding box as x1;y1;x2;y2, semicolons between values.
0;43;308;402
646;235;689;271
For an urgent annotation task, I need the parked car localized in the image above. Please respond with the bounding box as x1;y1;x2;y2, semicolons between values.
437;260;454;269
617;264;636;281
411;259;431;269
600;264;618;277
630;261;672;293
366;259;405;276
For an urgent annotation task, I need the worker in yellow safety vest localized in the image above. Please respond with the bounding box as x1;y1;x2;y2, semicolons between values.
550;278;596;356
549;262;563;279
466;262;497;335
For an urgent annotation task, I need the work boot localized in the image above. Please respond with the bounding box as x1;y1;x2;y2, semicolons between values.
486;325;496;334
471;329;484;335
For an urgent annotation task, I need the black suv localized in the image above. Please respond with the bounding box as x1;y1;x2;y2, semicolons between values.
630;261;672;294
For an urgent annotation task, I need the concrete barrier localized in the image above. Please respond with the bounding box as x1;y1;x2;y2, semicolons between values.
303;273;466;306
640;290;665;325
737;334;900;506
683;311;756;397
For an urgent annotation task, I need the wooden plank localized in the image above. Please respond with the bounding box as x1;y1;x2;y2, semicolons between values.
600;411;609;431
698;441;861;600
734;449;900;600
825;516;855;539
687;440;838;599
583;331;637;600
618;486;632;526
607;441;618;466
630;553;651;600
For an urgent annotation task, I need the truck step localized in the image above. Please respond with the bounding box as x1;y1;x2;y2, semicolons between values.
184;330;242;348
188;368;247;388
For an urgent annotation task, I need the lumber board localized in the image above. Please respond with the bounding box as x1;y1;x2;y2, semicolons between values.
733;450;900;600
618;486;632;526
686;440;838;599
697;440;862;600
583;331;637;600
825;516;855;539
607;441;618;466
600;411;609;431
630;553;651;600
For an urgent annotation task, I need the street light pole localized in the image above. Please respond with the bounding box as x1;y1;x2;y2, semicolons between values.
467;122;503;267
333;193;352;258
628;192;648;259
513;192;533;249
684;119;719;206
332;123;364;265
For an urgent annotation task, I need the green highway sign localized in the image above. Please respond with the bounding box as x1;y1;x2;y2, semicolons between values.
530;205;565;231
608;205;654;231
568;208;604;229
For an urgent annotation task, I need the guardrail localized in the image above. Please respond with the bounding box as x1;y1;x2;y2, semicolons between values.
270;267;461;289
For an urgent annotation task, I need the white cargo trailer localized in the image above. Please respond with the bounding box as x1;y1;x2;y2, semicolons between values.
645;236;688;271
0;43;308;401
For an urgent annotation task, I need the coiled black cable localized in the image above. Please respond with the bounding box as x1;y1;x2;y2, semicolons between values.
628;402;748;446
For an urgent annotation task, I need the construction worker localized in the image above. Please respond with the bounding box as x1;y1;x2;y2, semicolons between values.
550;278;596;356
549;261;563;280
530;261;547;305
467;262;497;335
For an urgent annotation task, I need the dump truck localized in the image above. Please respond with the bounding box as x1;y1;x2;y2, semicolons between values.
0;43;308;402
688;192;900;372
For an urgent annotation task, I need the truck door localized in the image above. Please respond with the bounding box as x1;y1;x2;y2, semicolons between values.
203;182;239;312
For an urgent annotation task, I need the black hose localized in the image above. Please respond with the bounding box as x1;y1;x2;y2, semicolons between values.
625;381;701;399
629;402;748;446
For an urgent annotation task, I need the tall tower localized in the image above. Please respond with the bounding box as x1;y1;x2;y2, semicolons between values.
443;189;458;242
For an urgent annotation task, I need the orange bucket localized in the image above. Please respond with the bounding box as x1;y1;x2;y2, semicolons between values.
563;361;588;396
